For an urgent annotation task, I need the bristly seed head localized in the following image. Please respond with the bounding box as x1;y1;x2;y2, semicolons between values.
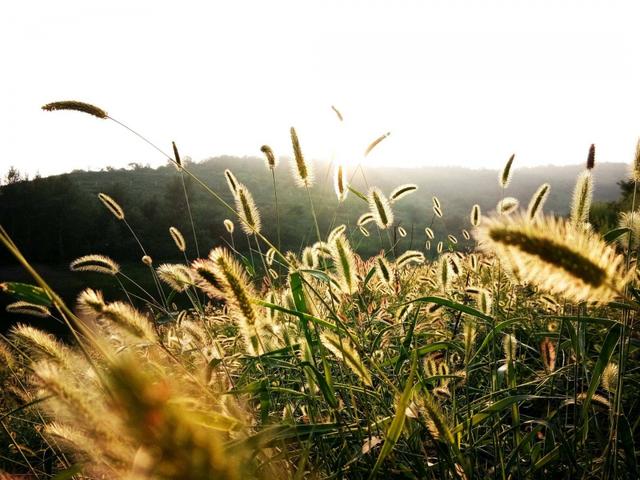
290;127;313;188
334;164;348;202
98;193;124;220
527;183;550;220
476;213;630;304
586;143;595;170
497;197;519;215
261;145;278;170
364;132;391;157
368;187;394;229
172;141;182;170
224;169;239;196
390;184;418;203
42;101;108;119
471;204;481;227
169;226;186;252
70;254;120;275
500;153;516;188
224;219;235;234
6;301;50;318
570;170;593;227
235;184;262;234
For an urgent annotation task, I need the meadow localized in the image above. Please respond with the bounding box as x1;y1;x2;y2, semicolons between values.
0;101;639;479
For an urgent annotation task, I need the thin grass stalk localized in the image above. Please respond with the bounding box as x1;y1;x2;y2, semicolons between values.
271;169;282;252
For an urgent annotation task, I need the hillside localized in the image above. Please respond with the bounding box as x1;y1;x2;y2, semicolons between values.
0;158;627;266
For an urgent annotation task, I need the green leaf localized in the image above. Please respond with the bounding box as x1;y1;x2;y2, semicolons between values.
603;226;630;244
301;362;339;408
401;295;492;321
581;324;621;422
618;413;638;476
348;186;368;202
369;352;417;479
51;464;83;480
1;281;52;306
453;395;546;434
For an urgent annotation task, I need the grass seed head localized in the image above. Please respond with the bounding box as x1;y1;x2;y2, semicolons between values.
368;187;394;229
70;254;120;275
290;127;313;187
334;164;348;202
42;100;108;119
570;170;593;227
261;144;278;170
527;183;550;220
235;184;262;234
477;213;629;304
98;193;125;220
169;226;186;252
500;153;515;188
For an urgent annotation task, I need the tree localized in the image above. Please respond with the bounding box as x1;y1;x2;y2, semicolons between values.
4;166;26;185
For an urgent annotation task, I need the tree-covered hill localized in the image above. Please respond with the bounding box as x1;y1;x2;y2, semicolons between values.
0;157;628;266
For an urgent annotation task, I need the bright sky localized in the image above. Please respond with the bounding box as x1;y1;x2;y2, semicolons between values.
2;1;640;177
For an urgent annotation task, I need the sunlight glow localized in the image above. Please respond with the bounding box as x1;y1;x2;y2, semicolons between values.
2;1;640;177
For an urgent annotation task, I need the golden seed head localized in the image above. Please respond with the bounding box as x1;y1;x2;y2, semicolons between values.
224;219;235;234
358;213;375;227
42;100;108;119
235;183;262;234
368;187;394;229
497;197;520;216
70;254;120;275
390;184;418;203
6;301;50;318
570;170;593;227
602;362;619;392
476;213;630;304
209;247;261;354
157;264;195;292
98;193;124;220
141;255;153;266
328;224;347;243
169;226;186;252
102;301;157;342
503;333;518;360
397;250;425;268
425;227;434;239
330;232;358;294
191;258;227;299
224;169;239;196
334;164;348;202
527;183;550;220
470;204;482;227
76;288;105;316
364;131;390;157
290;126;313;188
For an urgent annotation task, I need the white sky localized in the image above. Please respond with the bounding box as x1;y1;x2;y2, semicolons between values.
2;1;640;177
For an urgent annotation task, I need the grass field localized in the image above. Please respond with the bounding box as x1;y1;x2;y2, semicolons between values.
0;102;638;479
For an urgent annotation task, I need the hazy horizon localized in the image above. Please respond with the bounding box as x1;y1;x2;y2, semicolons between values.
3;1;640;177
